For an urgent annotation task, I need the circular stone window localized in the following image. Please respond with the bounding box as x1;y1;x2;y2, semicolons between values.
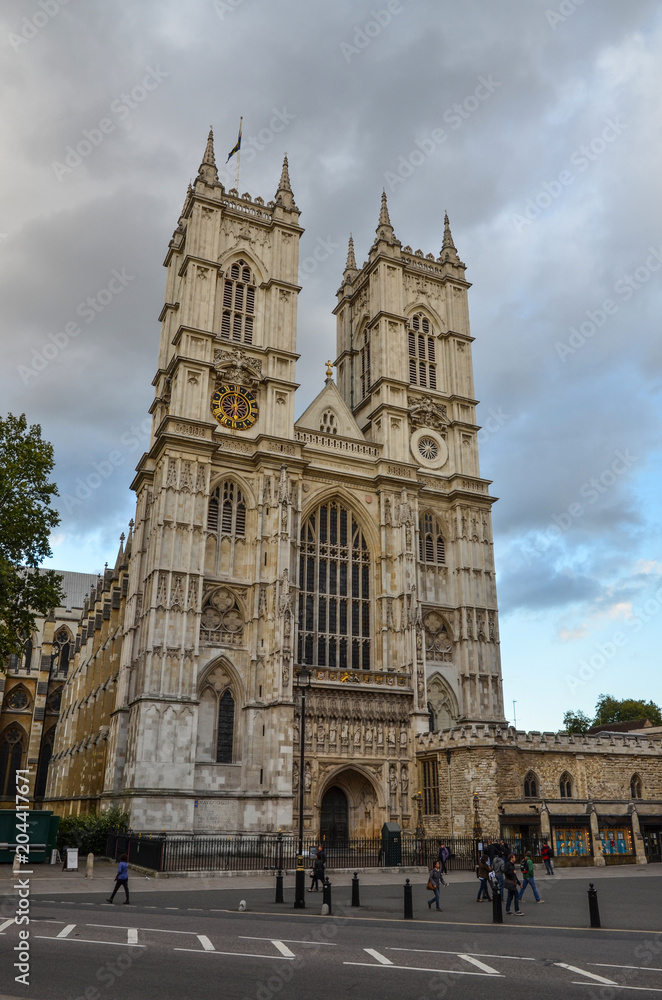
410;428;448;469
6;688;29;711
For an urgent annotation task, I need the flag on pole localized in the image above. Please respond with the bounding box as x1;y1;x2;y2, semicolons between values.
226;119;242;162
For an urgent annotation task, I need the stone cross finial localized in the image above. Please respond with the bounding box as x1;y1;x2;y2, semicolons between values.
325;360;333;380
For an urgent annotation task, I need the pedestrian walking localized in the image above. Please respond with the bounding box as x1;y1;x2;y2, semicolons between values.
437;841;450;875
498;838;511;858
106;853;130;904
309;848;325;891
427;860;445;911
503;854;523;915
492;852;505;897
476;853;492;902
518;851;543;903
485;838;500;866
541;841;554;875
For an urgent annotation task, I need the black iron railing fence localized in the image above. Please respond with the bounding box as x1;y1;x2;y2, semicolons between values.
105;832;518;874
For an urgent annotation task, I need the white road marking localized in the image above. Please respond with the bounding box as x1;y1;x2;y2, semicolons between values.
240;936;336;946
0;919;16;933
364;948;393;965
388;948;534;961
197;935;215;952
555;964;618;985
458;954;501;975
35;935;145;948
271;940;296;958
343;960;501;976
88;924;196;935
57;924;76;938
593;965;662;973
127;928;138;945
174;947;292;960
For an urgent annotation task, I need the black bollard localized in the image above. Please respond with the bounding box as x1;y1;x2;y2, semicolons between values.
351;871;360;908
404;877;413;919
587;882;601;928
492;878;503;924
322;877;332;914
275;871;284;904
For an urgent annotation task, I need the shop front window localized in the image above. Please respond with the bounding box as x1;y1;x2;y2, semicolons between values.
554;827;590;856
599;826;633;856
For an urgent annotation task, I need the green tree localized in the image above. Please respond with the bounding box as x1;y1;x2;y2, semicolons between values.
593;693;662;728
0;413;64;667
562;709;592;734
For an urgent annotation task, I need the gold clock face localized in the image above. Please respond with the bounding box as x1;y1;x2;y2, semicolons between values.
211;383;259;430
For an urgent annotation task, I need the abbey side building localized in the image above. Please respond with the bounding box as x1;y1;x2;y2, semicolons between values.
24;131;660;865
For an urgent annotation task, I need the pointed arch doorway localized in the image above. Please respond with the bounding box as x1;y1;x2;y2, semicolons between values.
320;786;349;843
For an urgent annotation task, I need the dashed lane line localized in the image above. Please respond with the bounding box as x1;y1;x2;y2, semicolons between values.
364;949;392;965
57;924;76;938
239;936;336;947
197;935;215;952
0;919;16;933
173;947;293;960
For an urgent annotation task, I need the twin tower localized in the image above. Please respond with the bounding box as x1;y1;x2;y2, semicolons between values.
53;130;506;837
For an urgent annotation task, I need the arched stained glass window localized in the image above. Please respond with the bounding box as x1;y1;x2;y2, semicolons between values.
524;771;538;798
216;690;235;763
297;500;371;671
559;772;573;798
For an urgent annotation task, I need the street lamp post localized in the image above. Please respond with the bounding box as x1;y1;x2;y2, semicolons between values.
414;791;425;865
294;666;312;909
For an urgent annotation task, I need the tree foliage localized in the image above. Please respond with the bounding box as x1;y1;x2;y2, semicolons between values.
0;413;64;666
57;807;130;856
562;709;592;734
562;694;662;732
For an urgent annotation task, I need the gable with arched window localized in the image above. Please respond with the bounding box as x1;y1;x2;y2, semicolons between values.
559;771;573;798
630;773;643;799
218;259;256;344
297;499;371;671
523;771;539;798
0;724;27;798
53;626;73;674
408;313;437;389
419;512;445;564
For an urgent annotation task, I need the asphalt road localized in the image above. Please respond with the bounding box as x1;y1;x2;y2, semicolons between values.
3;901;662;1000
1;874;662;1000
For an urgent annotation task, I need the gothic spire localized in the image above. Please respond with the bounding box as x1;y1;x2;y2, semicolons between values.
344;233;357;273
440;210;460;262
275;153;296;210
374;189;397;244
197;127;218;184
114;532;125;571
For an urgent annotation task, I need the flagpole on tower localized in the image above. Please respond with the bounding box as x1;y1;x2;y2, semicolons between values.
234;117;243;189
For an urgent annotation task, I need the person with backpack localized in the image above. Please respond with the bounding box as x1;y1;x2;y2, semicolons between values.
518;850;543;903
427;859;446;911
541;840;554;875
476;853;492;902
503;854;523;914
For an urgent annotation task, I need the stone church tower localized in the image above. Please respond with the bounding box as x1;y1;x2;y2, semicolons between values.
99;131;505;836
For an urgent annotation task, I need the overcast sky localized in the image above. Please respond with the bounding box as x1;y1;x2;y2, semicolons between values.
2;0;661;733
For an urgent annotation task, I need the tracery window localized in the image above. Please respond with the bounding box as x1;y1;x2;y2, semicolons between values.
360;330;371;399
408;313;437;389
5;687;30;712
216;690;235;763
220;259;256;344
419;512;445;564
200;588;244;646
559;771;573;798
53;627;72;674
0;725;26;798
207;481;246;536
423;612;453;663
524;771;538;798
297;500;371;670
630;774;643;799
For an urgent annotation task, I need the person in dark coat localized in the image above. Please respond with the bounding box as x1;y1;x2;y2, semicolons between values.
437;841;450;874
309;849;325;891
485;838;500;866
503;854;523;914
427;860;445;911
106;854;130;904
541;841;554;875
476;853;492;901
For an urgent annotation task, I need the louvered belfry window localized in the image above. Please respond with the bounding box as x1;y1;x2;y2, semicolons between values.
220;260;255;344
408;313;437;389
419;513;445;564
207;482;246;536
297;500;371;671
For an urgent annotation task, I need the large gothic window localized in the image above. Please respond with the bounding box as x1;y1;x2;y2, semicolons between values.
208;482;246;536
219;259;256;344
53;627;72;674
419;512;445;564
298;500;371;670
216;690;235;763
559;771;573;798
0;725;26;798
408;313;437;389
